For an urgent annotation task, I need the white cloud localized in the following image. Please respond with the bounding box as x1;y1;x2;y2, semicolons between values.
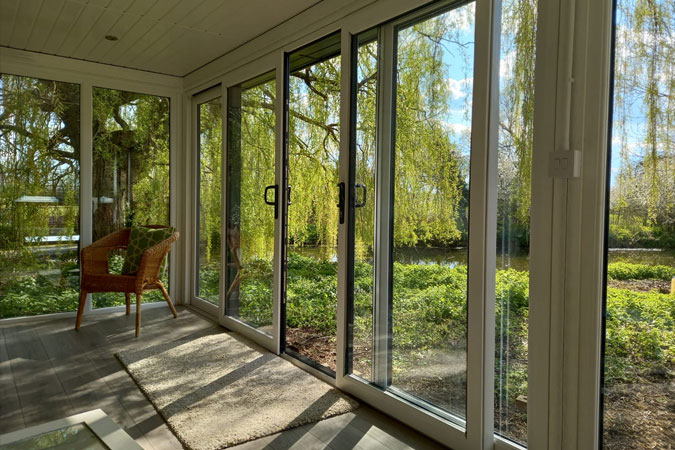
447;77;473;100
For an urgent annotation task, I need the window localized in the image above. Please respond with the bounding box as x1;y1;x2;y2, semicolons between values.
0;74;81;319
495;0;537;443
603;0;675;447
284;33;342;373
91;87;170;308
196;96;222;305
226;72;277;334
390;3;475;418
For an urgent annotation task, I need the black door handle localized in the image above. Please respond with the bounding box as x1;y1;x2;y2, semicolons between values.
355;184;367;208
337;182;345;224
287;185;292;205
264;185;278;219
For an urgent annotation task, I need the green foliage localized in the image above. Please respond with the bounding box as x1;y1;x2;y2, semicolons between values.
229;256;674;389
605;288;675;382
607;262;675;280
608;222;675;248
0;275;79;318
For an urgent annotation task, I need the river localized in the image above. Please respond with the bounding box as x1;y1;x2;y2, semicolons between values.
291;246;675;271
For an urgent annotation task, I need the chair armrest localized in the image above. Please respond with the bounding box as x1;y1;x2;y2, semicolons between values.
81;244;126;275
136;232;179;288
81;229;130;275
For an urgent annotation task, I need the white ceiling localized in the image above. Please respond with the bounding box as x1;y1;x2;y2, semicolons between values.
0;0;323;77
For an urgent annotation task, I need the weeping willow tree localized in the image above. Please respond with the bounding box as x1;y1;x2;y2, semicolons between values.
92;88;170;241
498;0;536;243
239;81;277;261
611;0;675;242
0;75;81;252
198;99;222;264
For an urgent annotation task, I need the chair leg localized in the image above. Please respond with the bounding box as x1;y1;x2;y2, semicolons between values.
125;293;131;315
75;289;87;330
157;281;178;318
135;293;142;337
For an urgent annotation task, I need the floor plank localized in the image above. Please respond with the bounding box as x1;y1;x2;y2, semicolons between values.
0;306;447;449
0;328;24;432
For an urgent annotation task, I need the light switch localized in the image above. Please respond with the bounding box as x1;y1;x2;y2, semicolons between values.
548;150;581;178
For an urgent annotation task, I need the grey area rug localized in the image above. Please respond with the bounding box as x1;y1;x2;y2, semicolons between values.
116;333;358;450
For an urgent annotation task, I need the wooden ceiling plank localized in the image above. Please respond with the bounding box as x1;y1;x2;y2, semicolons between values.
41;0;85;55
177;0;224;30
149;29;227;76
113;19;173;68
159;0;209;25
124;0;158;16
56;3;106;56
98;14;156;62
71;8;122;60
8;0;42;49
27;0;66;52
107;0;135;12
142;0;180;21
0;0;20;46
86;11;139;62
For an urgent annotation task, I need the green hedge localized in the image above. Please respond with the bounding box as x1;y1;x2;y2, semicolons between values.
607;262;675;280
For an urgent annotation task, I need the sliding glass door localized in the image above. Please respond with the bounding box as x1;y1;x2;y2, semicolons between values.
224;73;277;338
341;0;502;447
282;33;342;375
347;0;477;420
211;0;508;446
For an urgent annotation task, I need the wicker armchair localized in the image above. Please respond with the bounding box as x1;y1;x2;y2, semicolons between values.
75;226;179;337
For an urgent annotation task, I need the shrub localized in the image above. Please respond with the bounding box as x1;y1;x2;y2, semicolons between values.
607;262;675;281
604;288;675;382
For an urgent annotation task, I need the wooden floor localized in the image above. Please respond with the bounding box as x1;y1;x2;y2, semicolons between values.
0;306;446;450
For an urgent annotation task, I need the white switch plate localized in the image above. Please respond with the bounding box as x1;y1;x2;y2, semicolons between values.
548;150;581;178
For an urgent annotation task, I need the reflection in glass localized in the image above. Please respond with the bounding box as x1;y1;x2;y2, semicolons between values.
197;98;222;304
494;0;536;443
91;87;170;308
226;74;276;335
1;424;106;450
0;74;81;319
391;3;475;418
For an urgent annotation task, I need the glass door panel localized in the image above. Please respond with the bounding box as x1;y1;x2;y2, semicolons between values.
347;1;479;425
603;0;675;447
390;2;475;419
284;33;341;374
92;88;170;308
196;97;222;304
226;73;276;335
348;29;378;382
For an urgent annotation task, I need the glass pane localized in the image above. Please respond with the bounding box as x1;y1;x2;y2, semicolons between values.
494;0;537;444
391;2;475;418
603;0;675;447
197;98;222;304
0;424;106;450
0;74;81;319
91;88;170;308
226;73;276;335
286;33;341;373
349;31;378;381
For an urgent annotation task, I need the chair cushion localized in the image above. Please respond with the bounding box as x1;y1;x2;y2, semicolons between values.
121;226;174;275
